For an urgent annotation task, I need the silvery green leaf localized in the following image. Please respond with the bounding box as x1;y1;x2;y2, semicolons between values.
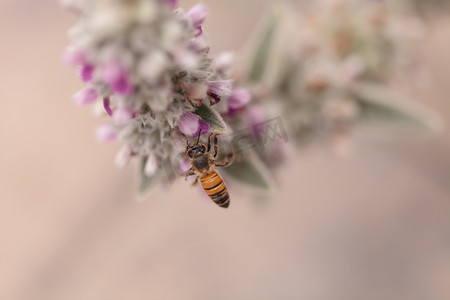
198;57;213;71
194;103;228;134
138;156;162;196
223;153;275;194
350;82;443;132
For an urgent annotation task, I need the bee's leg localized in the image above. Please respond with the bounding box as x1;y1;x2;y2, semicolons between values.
185;168;195;181
191;176;200;186
214;150;235;168
185;139;190;152
207;132;213;153
213;134;219;158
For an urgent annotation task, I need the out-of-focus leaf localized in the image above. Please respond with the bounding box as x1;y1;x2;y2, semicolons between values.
248;13;277;83
195;103;228;134
138;156;162;196
223;153;275;193
350;82;443;132
245;6;298;90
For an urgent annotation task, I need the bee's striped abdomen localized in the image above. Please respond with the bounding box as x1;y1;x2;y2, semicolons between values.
200;171;230;208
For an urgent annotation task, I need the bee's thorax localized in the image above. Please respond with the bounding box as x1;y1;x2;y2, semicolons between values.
193;154;209;171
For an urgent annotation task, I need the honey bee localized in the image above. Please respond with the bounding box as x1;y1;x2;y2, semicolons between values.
185;132;234;208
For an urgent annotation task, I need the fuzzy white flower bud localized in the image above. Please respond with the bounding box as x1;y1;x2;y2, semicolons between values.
144;154;158;176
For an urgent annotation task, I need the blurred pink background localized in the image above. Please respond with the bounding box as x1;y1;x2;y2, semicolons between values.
0;0;449;299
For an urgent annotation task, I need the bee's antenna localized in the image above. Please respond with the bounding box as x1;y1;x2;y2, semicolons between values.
196;129;202;145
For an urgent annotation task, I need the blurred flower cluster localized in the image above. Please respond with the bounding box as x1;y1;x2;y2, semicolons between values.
235;0;440;157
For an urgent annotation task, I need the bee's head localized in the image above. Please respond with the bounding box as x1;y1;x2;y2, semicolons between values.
187;144;206;158
185;129;207;158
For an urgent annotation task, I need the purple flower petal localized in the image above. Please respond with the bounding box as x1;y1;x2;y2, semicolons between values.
79;63;94;82
101;60;133;96
195;26;203;37
114;77;133;96
228;88;251;110
103;97;113;116
96;124;117;142
207;79;233;105
73;88;98;106
196;119;210;136
113;106;135;124
208;92;221;105
178;112;210;137
186;4;208;28
206;80;232;96
62;48;86;67
178;112;200;136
